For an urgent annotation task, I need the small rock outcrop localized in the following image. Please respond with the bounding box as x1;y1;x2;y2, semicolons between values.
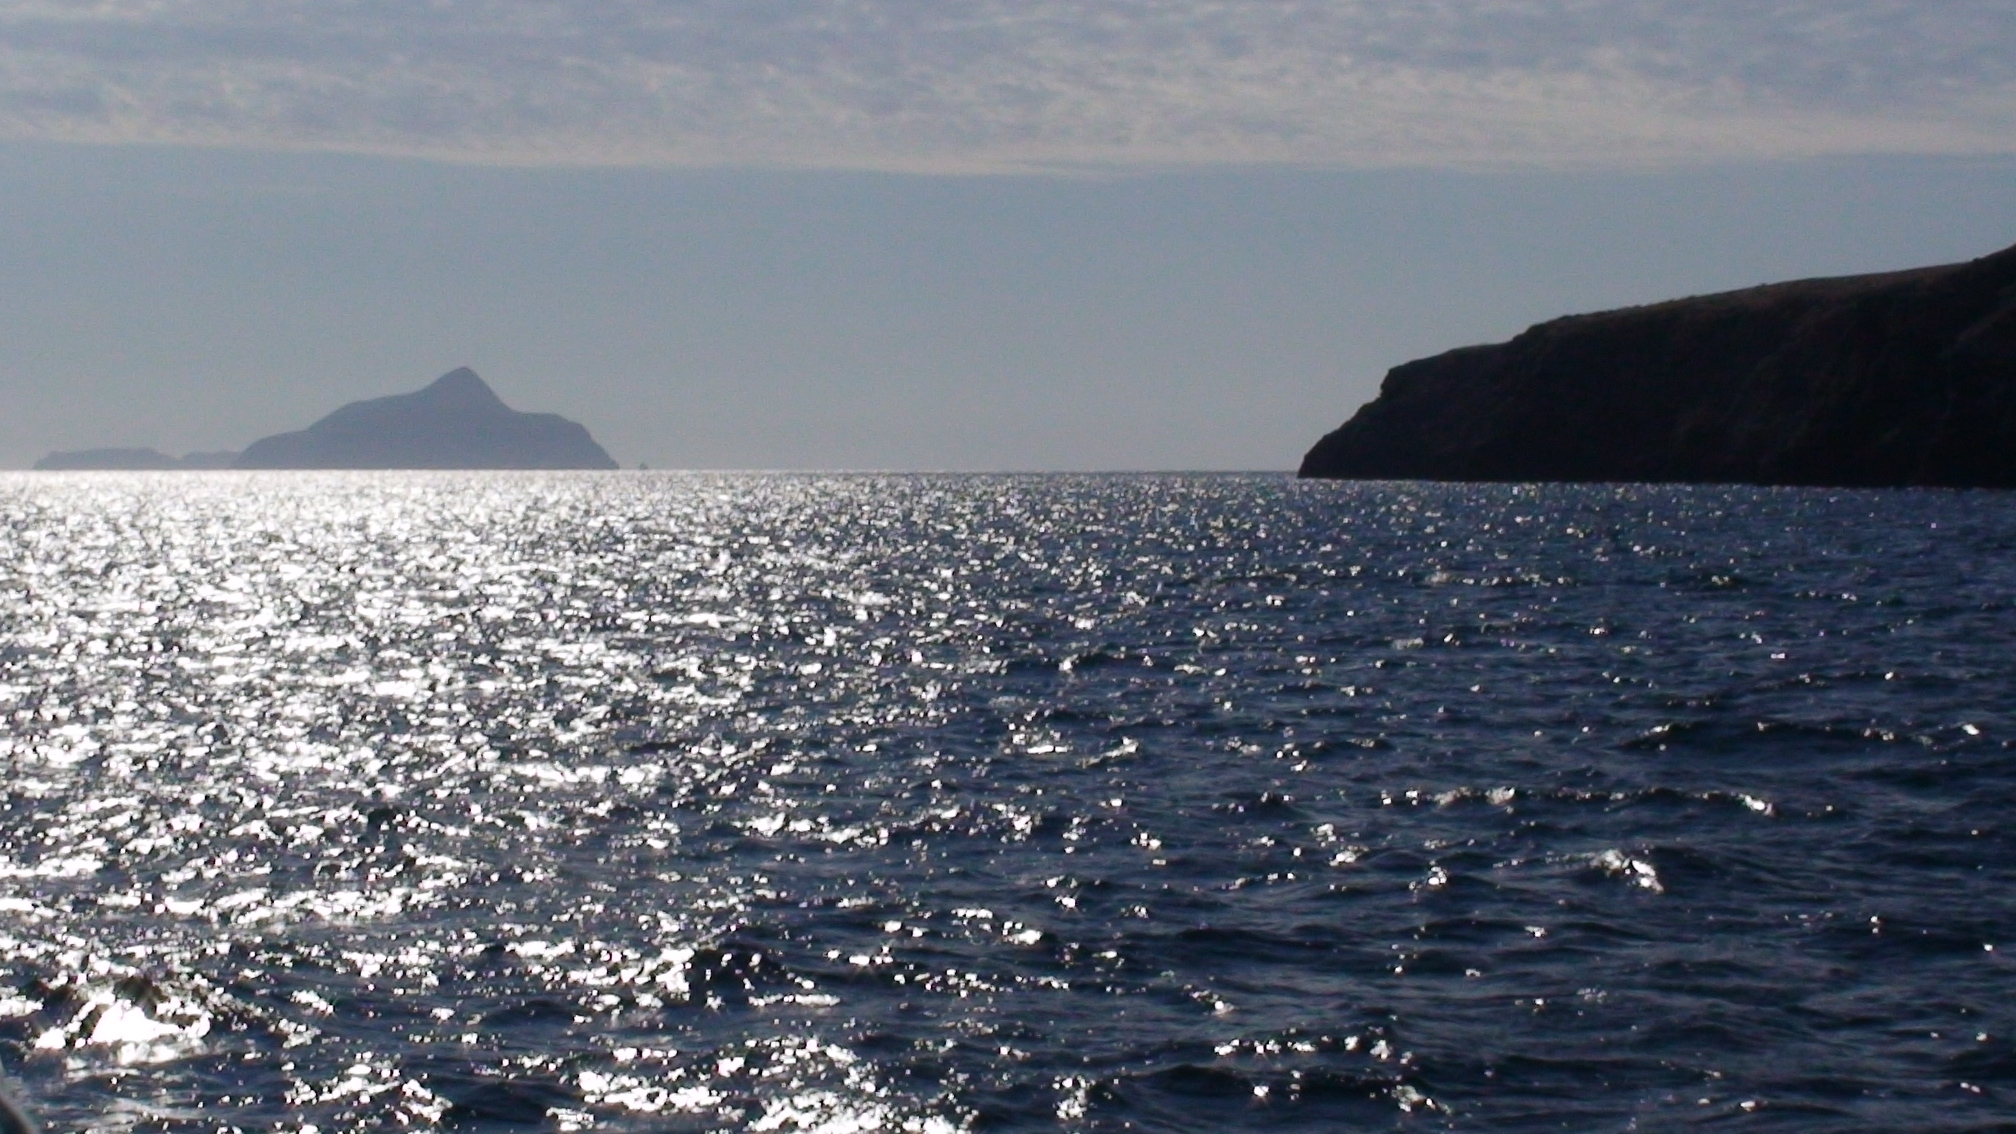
234;368;617;470
1299;241;2016;486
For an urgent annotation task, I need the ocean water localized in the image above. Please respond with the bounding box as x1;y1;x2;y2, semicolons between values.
0;471;2010;1133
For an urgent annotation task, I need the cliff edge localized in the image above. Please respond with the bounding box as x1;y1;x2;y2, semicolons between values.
235;368;617;470
1299;242;2016;486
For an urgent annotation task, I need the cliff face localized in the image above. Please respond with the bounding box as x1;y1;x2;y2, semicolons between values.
1299;242;2016;486
235;368;618;470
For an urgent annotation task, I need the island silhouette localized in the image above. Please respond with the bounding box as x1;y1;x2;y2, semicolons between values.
1301;239;2016;487
36;368;618;471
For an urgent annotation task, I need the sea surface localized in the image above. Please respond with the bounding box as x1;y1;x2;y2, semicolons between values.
0;472;2010;1133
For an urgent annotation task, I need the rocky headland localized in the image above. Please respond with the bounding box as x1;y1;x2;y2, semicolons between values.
1300;241;2016;486
39;368;618;471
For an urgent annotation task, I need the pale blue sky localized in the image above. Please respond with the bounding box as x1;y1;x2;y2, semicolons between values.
1;2;2014;469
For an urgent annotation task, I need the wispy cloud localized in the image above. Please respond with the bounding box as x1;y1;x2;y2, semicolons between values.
0;1;2012;171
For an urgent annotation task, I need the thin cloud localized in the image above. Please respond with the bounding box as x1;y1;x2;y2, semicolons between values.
0;1;2012;171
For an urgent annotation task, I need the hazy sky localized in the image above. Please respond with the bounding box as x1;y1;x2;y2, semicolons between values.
2;1;2015;469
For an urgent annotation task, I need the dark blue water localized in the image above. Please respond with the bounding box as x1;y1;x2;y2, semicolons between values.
0;472;2010;1132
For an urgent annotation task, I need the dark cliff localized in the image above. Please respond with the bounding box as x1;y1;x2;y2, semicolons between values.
235;368;617;470
1299;242;2016;486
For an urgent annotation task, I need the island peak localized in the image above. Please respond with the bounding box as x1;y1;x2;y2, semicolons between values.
234;368;618;470
418;366;508;406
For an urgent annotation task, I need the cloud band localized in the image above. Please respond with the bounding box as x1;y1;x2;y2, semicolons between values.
1;1;2013;171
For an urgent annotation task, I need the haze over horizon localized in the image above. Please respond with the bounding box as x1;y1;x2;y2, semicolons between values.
3;1;2015;471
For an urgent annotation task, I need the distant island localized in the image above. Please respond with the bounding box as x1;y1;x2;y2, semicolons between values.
36;368;618;471
1300;240;2016;487
33;448;239;471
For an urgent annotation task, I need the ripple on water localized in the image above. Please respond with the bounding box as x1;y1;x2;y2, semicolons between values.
0;472;2008;1130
